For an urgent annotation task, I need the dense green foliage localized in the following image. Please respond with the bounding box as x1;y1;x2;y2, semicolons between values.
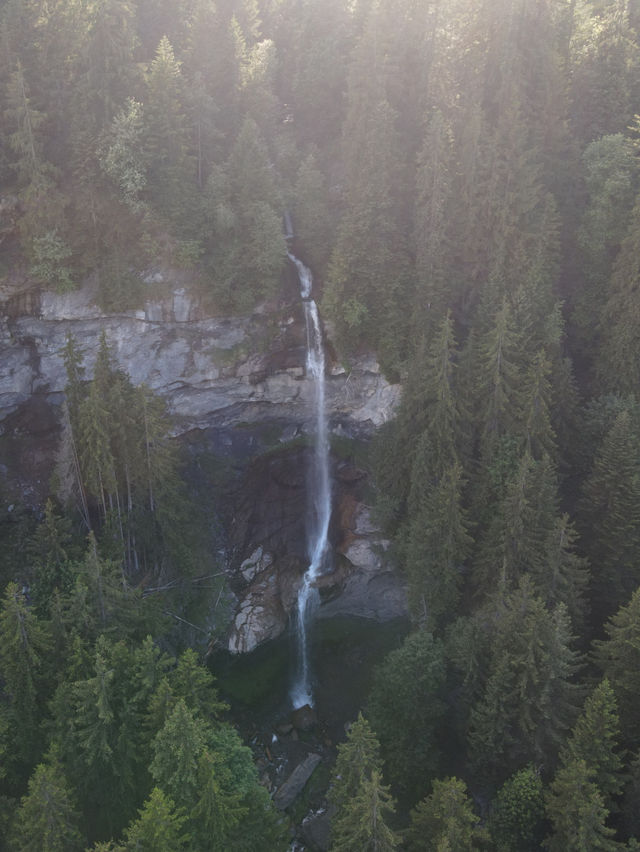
4;0;640;849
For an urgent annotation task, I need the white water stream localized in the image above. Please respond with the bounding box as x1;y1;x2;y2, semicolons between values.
288;252;331;709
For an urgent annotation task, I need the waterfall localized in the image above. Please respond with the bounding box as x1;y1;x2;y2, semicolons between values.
288;251;331;709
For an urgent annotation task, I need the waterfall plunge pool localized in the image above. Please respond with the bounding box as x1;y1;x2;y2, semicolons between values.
210;614;409;743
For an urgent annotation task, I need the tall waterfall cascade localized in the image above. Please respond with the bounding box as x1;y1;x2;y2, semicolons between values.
288;251;332;709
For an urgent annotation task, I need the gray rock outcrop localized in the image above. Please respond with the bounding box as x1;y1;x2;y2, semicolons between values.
225;448;408;655
1;276;400;437
274;753;322;810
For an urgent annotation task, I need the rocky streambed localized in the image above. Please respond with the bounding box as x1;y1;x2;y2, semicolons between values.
212;615;409;850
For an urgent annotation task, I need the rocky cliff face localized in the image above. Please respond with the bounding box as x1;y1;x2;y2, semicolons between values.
225;448;408;654
1;272;400;438
1;271;406;651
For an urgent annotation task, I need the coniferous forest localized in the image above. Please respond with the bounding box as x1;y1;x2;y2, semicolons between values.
3;0;640;849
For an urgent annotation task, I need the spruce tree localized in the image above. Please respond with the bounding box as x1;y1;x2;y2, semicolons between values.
468;578;581;785
144;35;193;223
562;679;624;811
594;587;640;750
368;630;446;804
329;713;382;814
406;777;484;852
473;296;523;464
404;460;472;629
11;757;84;852
189;749;247;850
545;758;620;852
150;699;208;810
124;787;189;851
412;109;455;329
331;769;398;852
599;197;640;395
580;409;640;622
0;581;51;767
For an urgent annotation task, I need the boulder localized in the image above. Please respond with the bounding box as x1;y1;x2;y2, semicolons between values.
227;589;286;654
273;753;322;810
291;704;317;732
301;808;333;852
240;546;274;584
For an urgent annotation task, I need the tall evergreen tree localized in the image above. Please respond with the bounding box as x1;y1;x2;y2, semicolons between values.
144;35;193;223
594;587;640;750
123;787;189;851
404;460;472;629
368;630;446;804
562;678;624;811
329;713;382;814
598;196;640;395
580;408;640;621
412;108;455;328
545;758;620;852
331;768;399;852
406;777;484;852
468;578;581;785
11;756;84;852
569;0;640;146
0;581;51;767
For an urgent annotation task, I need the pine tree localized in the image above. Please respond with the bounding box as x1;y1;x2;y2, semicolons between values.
144;35;193;223
412;109;455;329
545;758;620;852
562;679;624;811
329;713;382;814
473;296;523;462
124;787;190;851
368;630;446;804
0;581;52;766
573;133;636;366
404;460;472;629
621;749;640;839
331;769;399;852
406;777;484;852
535;513;589;632
580;408;640;621
474;452;557;596
28;498;76;612
468;578;581;785
80;0;138;130
598;197;640;395
169;647;227;722
210;117;285;311
11;756;84;852
150;699;208;810
594;587;640;750
322;6;412;372
520;349;557;461
189;749;247;850
569;0;639;146
3;61;50;187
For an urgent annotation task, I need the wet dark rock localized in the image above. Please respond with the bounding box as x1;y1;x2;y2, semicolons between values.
301;808;333;852
226;448;408;654
291;704;317;732
273;753;322;810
